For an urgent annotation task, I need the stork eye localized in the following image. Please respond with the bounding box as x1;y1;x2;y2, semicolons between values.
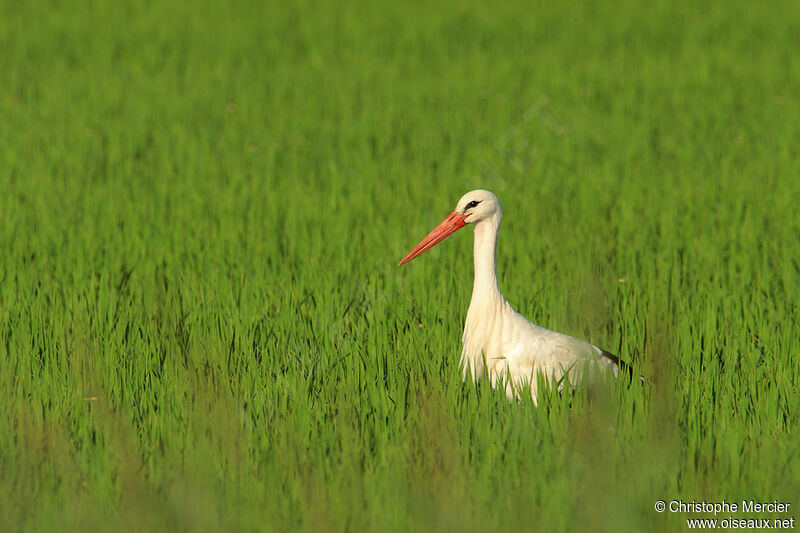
465;200;481;210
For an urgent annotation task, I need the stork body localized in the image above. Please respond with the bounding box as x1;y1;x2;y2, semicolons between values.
400;190;618;404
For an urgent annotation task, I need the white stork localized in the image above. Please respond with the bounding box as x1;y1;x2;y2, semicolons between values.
400;189;623;404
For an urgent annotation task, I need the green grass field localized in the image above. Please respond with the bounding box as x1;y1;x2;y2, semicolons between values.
2;0;799;531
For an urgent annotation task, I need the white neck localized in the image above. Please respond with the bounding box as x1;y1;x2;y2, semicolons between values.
461;210;509;383
471;212;503;301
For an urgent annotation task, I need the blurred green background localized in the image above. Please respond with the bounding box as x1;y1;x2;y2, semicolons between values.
1;0;799;531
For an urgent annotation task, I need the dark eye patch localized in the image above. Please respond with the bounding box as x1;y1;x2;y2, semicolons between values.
465;200;481;210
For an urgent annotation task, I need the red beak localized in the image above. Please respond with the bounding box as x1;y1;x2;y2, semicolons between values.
399;211;468;265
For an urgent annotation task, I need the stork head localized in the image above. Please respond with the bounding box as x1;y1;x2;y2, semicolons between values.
455;189;501;224
399;189;502;265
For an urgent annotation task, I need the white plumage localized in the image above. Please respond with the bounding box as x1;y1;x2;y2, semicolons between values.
400;189;619;404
